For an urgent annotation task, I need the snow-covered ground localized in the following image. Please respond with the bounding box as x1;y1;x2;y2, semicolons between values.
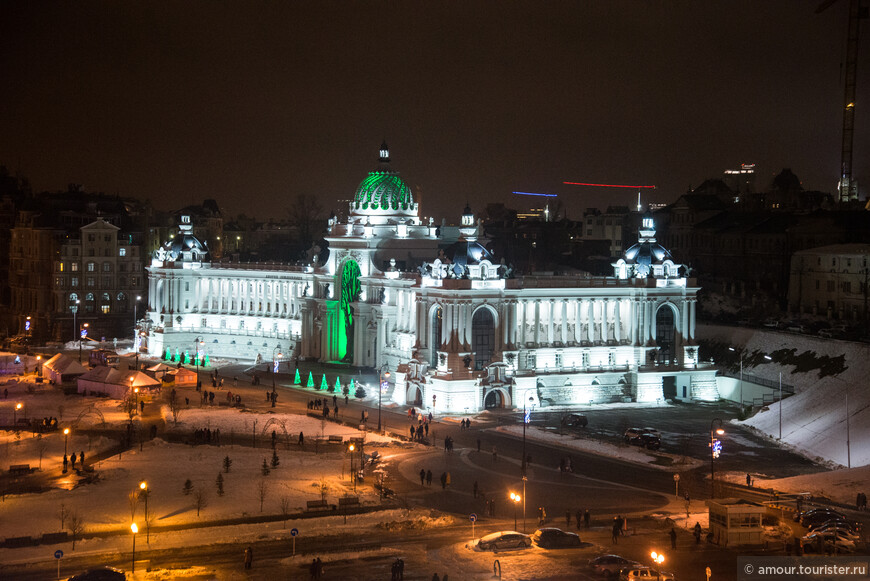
494;425;703;471
720;465;870;508
698;324;870;467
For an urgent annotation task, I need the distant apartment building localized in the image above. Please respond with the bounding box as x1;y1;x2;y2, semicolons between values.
788;244;870;321
9;188;147;343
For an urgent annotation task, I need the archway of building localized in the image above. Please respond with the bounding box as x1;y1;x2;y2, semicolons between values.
430;305;443;367
483;387;511;409
655;304;677;365
338;260;361;362
406;385;423;406
472;306;496;371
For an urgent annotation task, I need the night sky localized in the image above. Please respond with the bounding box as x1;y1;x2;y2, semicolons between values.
0;1;864;221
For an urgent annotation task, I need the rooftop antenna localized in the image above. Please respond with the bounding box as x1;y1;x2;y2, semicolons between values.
512;191;557;222
637;191;642;212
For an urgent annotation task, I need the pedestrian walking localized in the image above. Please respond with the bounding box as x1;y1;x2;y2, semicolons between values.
492;446;498;463
426;469;433;486
746;473;752;487
538;506;546;526
420;468;426;486
244;546;253;569
669;527;677;549
565;510;571;528
79;451;85;466
316;557;323;577
576;509;583;530
432;574;440;581
440;472;447;489
694;522;702;544
611;519;620;544
309;559;318;579
299;431;304;446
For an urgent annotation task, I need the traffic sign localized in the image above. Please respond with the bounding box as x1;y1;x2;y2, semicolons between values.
290;528;299;537
469;513;477;522
54;549;63;559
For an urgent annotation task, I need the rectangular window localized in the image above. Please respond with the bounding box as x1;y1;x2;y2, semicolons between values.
119;248;126;257
88;234;95;242
55;277;64;287
87;277;95;287
71;277;79;287
132;276;140;286
58;262;64;272
185;282;190;291
71;262;79;272
87;262;95;272
103;262;111;272
102;276;111;288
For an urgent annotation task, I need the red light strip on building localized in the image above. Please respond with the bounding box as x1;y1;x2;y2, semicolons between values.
563;182;656;189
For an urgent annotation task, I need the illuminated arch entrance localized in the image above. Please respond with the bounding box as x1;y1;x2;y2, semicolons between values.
339;260;361;362
472;307;495;370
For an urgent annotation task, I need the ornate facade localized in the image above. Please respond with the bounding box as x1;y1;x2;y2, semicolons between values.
144;144;717;412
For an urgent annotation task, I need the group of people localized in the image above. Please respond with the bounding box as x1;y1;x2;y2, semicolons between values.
390;557;405;580
565;508;591;529
62;450;85;472
192;426;221;445
611;515;628;543
458;418;472;430
443;435;455;452
308;557;325;578
36;416;59;432
857;492;868;510
558;457;575;473
409;422;429;441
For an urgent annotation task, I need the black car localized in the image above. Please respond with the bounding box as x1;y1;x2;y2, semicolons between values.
800;510;844;527
563;413;588;428
68;568;126;581
589;554;641;577
625;428;661;450
532;527;582;548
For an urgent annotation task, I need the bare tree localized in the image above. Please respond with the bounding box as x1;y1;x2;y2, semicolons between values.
36;437;48;469
193;487;209;517
279;496;290;527
169;397;183;426
58;503;69;530
287;193;326;252
68;511;84;550
127;491;139;522
257;480;268;513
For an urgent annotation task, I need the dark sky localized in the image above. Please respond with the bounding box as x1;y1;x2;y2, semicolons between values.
0;1;864;221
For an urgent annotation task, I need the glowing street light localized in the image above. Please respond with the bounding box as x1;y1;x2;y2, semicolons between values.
13;402;22;427
139;482;150;542
63;428;70;457
710;418;725;498
272;347;282;393
194;338;204;390
349;443;356;492
651;550;665;565
36;355;42;378
130;523;138;572
510;492;521;531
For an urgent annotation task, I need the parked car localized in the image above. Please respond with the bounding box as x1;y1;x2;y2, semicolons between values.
808;519;861;535
476;531;531;551
619;566;676;580
800;509;845;527
801;530;857;553
786;323;808;333
68;568;127;581
625;428;661;449
563;413;588;428
532;527;582;548
588;554;641;577
811;525;861;541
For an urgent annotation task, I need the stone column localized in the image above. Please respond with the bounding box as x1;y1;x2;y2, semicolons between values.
614;299;621;343
547;300;555;345
574;299;582;343
689;299;696;342
560;300;568;344
519;301;527;346
533;300;541;346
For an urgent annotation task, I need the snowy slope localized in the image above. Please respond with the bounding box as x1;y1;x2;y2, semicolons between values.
698;324;870;467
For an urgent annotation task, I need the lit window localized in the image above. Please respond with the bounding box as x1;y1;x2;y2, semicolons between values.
119;248;126;257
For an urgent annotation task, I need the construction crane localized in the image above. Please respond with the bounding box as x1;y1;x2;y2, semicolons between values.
817;0;868;203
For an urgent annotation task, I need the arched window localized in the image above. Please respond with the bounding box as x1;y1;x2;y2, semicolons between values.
472;307;495;370
85;293;95;313
655;305;676;364
430;306;443;367
117;292;128;313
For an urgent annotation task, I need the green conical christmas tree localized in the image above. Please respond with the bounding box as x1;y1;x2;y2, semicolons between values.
173;349;181;363
294;369;301;385
203;354;210;367
334;376;341;391
164;348;171;361
320;374;328;390
350;378;355;391
306;371;314;388
184;351;190;365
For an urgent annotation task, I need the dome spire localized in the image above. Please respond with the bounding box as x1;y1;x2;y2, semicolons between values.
379;141;390;163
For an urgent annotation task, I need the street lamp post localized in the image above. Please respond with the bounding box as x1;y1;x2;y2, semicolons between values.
133;295;141;338
130;523;138;573
510;492;521;530
349;443;356;492
710;418;724;498
13;403;22;427
36;355;42;378
272;347;282;392
522;397;532;475
728;347;743;411
139;482;150;543
79;323;89;364
194;338;204;390
763;355;783;440
71;300;79;345
63;428;70;457
378;366;390;433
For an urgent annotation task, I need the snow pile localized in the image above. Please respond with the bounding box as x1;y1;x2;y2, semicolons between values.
698;324;870;467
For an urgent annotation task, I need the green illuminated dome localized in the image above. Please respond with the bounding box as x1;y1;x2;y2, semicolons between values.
350;142;417;217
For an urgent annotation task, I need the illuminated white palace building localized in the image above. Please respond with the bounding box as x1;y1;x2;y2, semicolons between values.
144;144;717;412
